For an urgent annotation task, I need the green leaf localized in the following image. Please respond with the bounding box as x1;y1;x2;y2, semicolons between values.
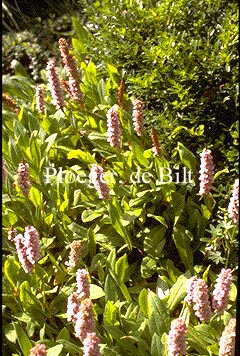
171;191;185;225
19;281;32;310
144;225;166;258
67;149;96;164
167;273;190;311
47;344;63;356
172;225;194;272
13;322;32;356
82;208;104;222
56;327;70;341
138;289;148;318
56;339;83;355
132;143;149;168
108;198;132;250
29;186;43;207
151;333;163;356
3;257;21;289
115;254;129;283
186;325;212;355
89;284;105;299
147;290;170;336
177;142;197;172
141;256;157;279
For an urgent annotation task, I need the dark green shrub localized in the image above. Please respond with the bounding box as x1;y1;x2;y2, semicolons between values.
72;0;238;171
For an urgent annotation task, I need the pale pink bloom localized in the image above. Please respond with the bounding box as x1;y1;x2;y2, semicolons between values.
83;332;102;356
212;268;233;314
132;99;145;136
36;86;45;113
67;292;81;323
168;318;187;356
65;241;82;271
74;298;96;342
198;148;214;195
228;179;239;224
7;227;17;242
90;165;110;200
13;226;41;273
24;226;42;265
58;38;83;102
46;59;65;110
106;104;121;148
17;160;31;196
14;233;33;273
30;343;47;356
76;268;90;299
219;318;236;356
184;276;198;305
192;279;212;322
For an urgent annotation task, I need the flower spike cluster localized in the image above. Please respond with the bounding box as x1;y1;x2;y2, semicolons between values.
67;268;102;356
46;59;65;110
212;268;233;314
58;38;83;102
13;226;42;273
106;104;121;149
198;148;214;195
17;160;31;196
90;164;110;200
219;318;236;356
228;179;239;224
168;318;187;356
132;98;145;136
30;344;47;356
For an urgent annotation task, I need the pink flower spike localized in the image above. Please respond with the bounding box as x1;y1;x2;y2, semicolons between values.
168;318;187;356
212;268;233;314
67;292;81;323
192;279;212;322
30;343;47;356
184;276;198;305
132;98;145;136
228;179;239;224
36;86;45;114
219;318;236;356
90;164;110;200
106;104;121;149
17;160;31;196
46;59;65;110
76;268;90;299
198;148;214;195
14;233;33;273
83;332;102;356
74;298;96;342
24;226;42;265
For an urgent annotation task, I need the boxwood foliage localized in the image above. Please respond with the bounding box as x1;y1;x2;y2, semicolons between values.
72;0;238;172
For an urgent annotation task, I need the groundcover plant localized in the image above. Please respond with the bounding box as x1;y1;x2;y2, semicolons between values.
2;8;238;356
